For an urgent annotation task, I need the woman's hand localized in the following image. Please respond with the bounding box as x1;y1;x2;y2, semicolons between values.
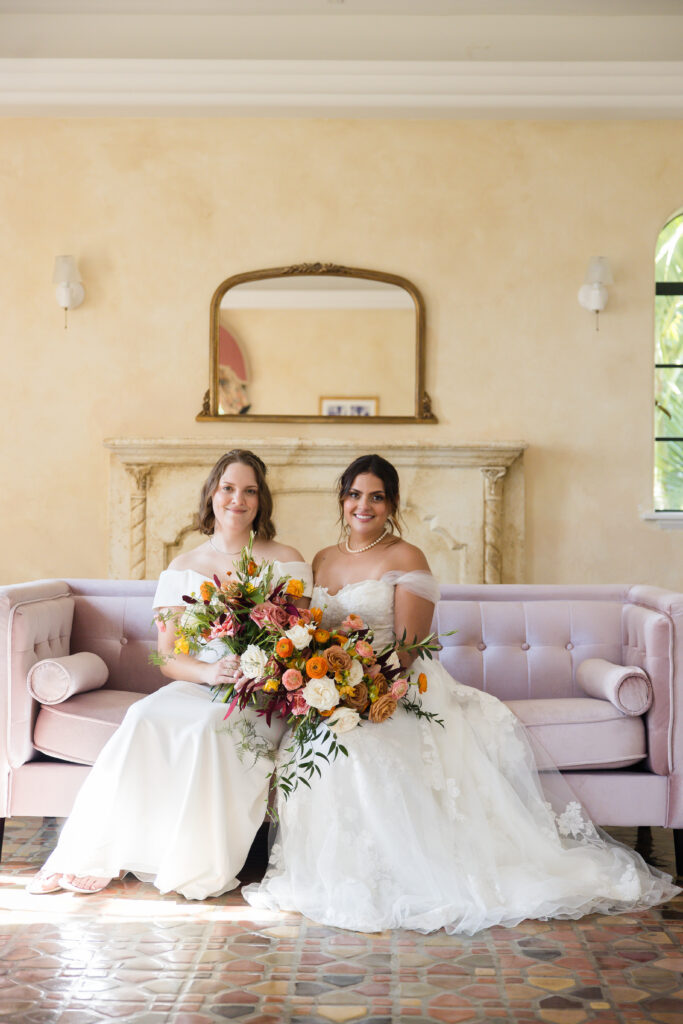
203;654;247;689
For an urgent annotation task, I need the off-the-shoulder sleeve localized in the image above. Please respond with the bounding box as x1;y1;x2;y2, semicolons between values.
381;570;440;605
152;569;200;610
276;561;314;598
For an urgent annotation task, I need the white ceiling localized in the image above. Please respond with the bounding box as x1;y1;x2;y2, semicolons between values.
1;0;682;115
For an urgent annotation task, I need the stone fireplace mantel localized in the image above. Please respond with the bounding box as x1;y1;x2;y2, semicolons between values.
104;438;526;584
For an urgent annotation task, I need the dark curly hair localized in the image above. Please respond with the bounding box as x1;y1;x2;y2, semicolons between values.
337;453;402;536
197;450;275;540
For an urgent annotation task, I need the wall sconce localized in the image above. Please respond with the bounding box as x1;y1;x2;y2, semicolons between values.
578;257;613;331
52;255;84;328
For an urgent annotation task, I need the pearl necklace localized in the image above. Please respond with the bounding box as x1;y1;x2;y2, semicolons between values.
345;524;390;555
208;535;244;556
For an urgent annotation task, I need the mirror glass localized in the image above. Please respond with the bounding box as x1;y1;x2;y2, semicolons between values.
200;265;434;423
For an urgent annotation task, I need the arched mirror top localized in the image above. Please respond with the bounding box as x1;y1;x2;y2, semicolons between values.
197;263;435;423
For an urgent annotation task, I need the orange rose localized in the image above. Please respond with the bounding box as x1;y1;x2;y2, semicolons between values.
200;581;215;602
286;578;305;598
418;672;428;694
276;637;294;658
314;629;331;644
306;655;328;679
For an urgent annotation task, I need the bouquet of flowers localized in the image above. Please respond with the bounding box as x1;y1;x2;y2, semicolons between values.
154;540;444;802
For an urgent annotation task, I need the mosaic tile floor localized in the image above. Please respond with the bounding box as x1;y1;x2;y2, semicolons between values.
0;818;680;1024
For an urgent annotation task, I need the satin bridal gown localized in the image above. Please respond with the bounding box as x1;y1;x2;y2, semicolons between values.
244;570;679;934
43;561;313;900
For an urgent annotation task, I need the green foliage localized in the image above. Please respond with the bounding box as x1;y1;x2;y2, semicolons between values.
654;214;683;510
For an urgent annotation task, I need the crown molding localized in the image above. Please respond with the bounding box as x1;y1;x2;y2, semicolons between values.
1;58;682;117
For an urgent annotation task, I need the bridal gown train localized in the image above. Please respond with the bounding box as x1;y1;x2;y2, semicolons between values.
244;571;680;934
43;561;312;900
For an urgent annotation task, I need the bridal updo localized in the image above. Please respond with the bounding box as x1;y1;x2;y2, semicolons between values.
197;449;276;540
337;453;403;536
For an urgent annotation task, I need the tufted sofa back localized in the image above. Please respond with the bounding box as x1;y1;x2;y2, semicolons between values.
434;584;676;776
67;579;161;695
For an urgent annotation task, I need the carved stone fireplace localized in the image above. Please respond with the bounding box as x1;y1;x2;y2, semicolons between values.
104;439;526;584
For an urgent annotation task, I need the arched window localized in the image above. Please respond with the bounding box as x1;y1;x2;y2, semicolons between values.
654;212;683;511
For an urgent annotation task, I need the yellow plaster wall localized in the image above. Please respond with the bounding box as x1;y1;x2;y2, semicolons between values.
1;117;682;586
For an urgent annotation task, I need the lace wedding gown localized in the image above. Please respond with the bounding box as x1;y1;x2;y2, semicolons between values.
244;571;679;934
43;561;312;900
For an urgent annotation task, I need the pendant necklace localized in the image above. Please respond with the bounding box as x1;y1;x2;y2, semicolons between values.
209;536;244;556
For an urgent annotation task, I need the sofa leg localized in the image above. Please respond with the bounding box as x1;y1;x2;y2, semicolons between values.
674;828;683;880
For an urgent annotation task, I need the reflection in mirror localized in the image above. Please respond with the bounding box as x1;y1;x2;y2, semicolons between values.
218;276;415;417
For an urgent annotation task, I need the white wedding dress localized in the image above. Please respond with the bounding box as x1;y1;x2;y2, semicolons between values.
243;571;679;934
43;561;312;900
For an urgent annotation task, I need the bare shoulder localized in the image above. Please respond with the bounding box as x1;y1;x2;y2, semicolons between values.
383;538;431;573
167;545;210;572
261;540;306;563
312;544;339;575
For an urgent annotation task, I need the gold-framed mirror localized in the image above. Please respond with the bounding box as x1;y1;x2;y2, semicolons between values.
197;263;436;423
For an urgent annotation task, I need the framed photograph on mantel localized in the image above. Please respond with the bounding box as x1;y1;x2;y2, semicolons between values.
319;397;379;417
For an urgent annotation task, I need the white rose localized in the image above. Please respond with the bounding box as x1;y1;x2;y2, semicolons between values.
327;707;361;735
347;659;363;686
286;623;312;651
302;675;340;712
240;644;269;680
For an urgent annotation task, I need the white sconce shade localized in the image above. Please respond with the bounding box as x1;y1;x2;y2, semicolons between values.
578;257;613;327
52;255;85;326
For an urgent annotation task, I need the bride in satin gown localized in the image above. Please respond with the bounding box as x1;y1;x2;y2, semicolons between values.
30;450;312;900
244;454;680;934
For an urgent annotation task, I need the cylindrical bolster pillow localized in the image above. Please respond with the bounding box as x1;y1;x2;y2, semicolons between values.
27;652;109;705
576;658;653;716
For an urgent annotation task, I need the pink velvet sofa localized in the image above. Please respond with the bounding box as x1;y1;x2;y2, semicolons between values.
0;578;681;875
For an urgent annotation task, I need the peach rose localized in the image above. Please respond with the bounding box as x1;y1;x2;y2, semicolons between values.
368;693;398;723
325;645;352;672
354;640;375;662
342;614;365;632
390;678;409;700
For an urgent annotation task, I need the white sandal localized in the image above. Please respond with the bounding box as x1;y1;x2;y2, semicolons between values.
59;874;112;895
26;871;64;895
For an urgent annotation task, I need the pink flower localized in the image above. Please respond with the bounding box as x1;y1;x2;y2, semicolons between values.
208;612;239;640
290;691;309;716
288;613;300;627
354;640;375;661
366;662;382;678
282;668;303;691
390;678;409;700
342;614;365;632
250;601;289;630
297;608;313;625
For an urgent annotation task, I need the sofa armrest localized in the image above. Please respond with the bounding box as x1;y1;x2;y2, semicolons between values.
0;580;74;813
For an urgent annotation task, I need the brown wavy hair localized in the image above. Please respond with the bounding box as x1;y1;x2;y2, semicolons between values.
337;453;403;536
197;450;275;540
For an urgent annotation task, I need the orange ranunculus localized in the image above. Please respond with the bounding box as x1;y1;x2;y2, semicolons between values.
199;580;215;602
276;637;294;658
332;634;348;645
306;655;328;679
310;607;323;624
320;708;335;718
418;672;428;694
286;578;305;598
314;629;331;644
247;560;258;576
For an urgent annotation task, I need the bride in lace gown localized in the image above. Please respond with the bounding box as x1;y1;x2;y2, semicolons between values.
30;450;312;900
244;454;679;934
